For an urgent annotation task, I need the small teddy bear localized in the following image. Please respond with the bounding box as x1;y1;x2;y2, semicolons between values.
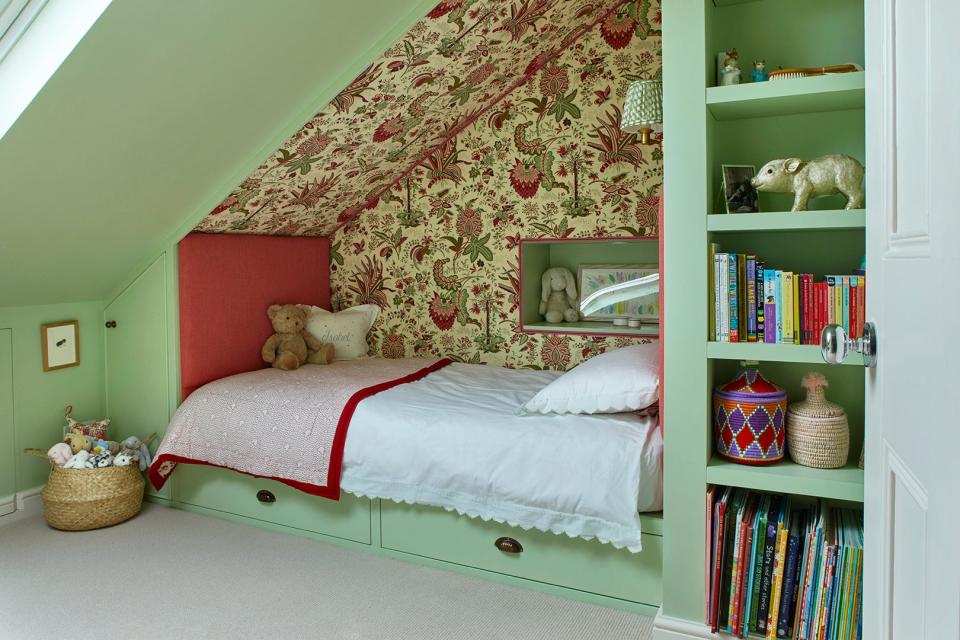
261;304;335;371
64;432;91;455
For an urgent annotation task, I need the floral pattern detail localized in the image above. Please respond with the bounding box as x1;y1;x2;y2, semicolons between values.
196;0;663;370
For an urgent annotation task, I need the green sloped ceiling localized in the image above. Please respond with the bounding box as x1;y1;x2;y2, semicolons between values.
0;0;438;306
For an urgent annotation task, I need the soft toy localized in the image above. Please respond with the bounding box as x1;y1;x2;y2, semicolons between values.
47;443;73;467
121;436;152;472
63;450;91;469
261;304;335;370
91;438;111;455
539;267;579;324
113;451;137;467
64;432;91;455
63;405;110;441
90;452;114;468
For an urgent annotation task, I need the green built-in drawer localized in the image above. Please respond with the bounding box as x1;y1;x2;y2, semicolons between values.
380;502;662;605
172;465;371;544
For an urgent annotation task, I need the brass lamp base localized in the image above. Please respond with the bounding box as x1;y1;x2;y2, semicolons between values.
640;126;654;144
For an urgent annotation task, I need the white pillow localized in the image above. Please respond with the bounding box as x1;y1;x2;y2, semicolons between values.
303;304;380;361
521;343;659;415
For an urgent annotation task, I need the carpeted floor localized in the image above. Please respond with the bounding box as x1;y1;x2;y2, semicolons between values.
0;504;654;640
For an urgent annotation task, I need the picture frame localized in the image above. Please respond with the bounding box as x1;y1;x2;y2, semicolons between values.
722;164;759;214
577;264;659;323
41;320;80;372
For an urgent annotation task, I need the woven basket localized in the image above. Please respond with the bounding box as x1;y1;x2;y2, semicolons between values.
24;433;156;531
786;374;849;469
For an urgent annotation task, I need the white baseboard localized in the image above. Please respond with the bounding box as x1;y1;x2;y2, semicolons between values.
653;609;718;640
0;485;44;526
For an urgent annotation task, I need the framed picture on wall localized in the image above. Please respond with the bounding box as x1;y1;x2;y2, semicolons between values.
721;164;759;213
41;320;79;372
577;264;659;323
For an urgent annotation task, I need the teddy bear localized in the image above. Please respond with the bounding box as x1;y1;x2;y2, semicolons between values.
261;304;335;371
539;267;579;324
64;432;91;455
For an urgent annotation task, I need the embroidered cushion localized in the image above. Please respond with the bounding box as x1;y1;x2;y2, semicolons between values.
521;343;660;415
303;304;380;361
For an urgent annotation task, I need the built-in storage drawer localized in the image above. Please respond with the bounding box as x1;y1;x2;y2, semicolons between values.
173;465;371;544
380;502;662;605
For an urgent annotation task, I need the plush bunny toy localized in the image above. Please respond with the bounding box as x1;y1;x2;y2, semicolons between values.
539;267;579;324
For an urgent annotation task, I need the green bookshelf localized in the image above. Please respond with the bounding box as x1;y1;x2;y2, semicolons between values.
706;72;865;121
706;455;864;502
661;0;867;630
707;209;865;232
706;342;862;366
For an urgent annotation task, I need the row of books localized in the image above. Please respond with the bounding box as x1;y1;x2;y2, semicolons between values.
709;245;866;344
706;486;863;640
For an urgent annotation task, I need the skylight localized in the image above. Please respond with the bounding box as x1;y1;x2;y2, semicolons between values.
0;0;111;141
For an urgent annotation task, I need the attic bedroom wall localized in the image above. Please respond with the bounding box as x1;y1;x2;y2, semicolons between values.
330;2;662;369
196;0;663;370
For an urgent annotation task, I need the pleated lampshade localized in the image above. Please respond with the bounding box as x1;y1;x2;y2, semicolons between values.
620;79;662;144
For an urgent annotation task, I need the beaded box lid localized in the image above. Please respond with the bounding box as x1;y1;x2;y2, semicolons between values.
715;368;786;401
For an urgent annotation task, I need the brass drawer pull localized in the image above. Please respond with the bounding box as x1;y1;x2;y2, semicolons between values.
256;490;276;503
494;536;523;554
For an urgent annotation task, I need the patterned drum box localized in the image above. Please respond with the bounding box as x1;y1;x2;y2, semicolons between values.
713;368;787;465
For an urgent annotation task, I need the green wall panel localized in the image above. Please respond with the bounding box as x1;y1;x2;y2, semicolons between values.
0;302;105;492
0;330;13;501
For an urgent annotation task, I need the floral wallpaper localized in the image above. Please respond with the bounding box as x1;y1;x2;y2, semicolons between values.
197;0;663;370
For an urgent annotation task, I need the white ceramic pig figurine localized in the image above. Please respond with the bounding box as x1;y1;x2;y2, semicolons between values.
751;154;864;212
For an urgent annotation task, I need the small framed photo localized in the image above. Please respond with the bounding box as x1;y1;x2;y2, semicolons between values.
577;264;659;323
41;320;79;372
722;164;759;213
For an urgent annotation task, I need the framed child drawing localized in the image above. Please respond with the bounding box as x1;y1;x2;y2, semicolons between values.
577;264;659;323
41;320;80;372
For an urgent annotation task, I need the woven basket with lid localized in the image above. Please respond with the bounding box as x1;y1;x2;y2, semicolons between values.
786;373;849;469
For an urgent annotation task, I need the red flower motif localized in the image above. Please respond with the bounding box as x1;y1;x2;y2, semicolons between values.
381;333;406;359
455;208;483;237
373;116;403;142
465;62;496;87
600;13;636;50
209;195;237;216
539;64;569;97
296;134;331;156
509;160;542;199
540;335;571;370
427;0;462;19
429;293;458;330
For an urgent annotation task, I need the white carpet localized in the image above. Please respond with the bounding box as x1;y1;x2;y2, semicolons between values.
0;504;654;640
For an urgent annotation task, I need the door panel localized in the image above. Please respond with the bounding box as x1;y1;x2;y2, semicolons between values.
0;329;13;515
105;255;170;499
865;0;960;637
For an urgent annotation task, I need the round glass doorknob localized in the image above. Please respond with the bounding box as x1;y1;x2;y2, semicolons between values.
821;324;849;365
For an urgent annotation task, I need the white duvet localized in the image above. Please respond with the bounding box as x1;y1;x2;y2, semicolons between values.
342;362;662;552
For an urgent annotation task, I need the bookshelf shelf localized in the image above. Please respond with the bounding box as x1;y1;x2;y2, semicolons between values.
707;210;866;232
707;342;861;366
522;321;656;337
706;73;865;121
706;455;864;502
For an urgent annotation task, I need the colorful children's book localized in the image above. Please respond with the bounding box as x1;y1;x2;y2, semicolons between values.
718;254;729;342
746;256;757;342
756;261;765;340
763;269;776;344
781;271;793;344
774;270;784;344
792;272;800;345
728;254;740;343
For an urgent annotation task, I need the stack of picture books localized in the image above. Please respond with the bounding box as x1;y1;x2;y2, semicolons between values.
709;245;866;344
705;486;863;639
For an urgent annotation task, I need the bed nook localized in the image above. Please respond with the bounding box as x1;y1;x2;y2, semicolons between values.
151;230;665;612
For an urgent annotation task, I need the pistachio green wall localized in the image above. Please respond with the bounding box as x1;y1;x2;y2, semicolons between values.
0;302;105;492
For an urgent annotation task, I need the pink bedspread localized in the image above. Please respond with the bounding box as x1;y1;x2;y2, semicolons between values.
148;358;450;499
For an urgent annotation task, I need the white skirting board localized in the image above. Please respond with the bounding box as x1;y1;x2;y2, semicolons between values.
0;486;44;526
653;609;718;640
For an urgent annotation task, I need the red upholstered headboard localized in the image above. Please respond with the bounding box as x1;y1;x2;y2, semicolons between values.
178;233;330;400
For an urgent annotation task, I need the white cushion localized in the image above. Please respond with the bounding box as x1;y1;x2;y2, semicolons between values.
521;343;660;415
303;304;380;361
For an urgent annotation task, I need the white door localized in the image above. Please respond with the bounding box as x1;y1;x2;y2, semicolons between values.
864;0;960;638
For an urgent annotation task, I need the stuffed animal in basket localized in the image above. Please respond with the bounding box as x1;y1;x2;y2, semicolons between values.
113;450;138;467
261;304;335;371
90;452;114;468
63;450;92;469
64;432;91;455
120;436;152;472
47;443;73;467
539;267;579;324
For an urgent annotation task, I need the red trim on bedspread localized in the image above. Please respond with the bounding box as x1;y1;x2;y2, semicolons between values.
148;358;452;499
